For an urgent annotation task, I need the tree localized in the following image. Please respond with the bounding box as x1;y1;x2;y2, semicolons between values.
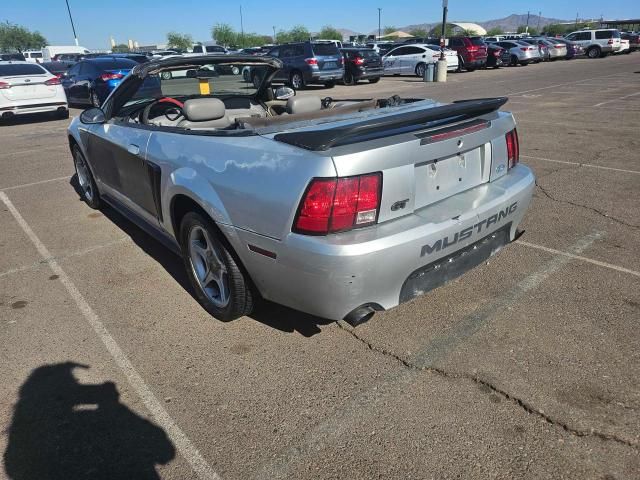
516;25;538;35
212;23;237;47
111;44;130;53
0;21;47;53
317;25;342;41
166;32;193;51
408;28;428;38
429;23;454;37
288;25;311;42
486;27;504;36
460;28;479;36
383;26;397;35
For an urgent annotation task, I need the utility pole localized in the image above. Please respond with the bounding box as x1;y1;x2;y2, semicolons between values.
575;12;579;28
440;0;448;60
239;5;245;47
537;11;541;32
64;0;79;46
378;8;382;39
525;10;530;34
272;26;276;44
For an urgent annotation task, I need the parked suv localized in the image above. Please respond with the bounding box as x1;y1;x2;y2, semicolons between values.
448;36;487;71
340;48;383;85
621;33;639;53
565;29;621;58
267;41;344;89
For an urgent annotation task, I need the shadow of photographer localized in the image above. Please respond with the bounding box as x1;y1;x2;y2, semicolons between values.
3;362;175;479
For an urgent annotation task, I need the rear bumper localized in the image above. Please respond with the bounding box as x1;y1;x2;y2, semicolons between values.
354;67;383;79
0;101;67;116
307;69;344;83
232;164;535;320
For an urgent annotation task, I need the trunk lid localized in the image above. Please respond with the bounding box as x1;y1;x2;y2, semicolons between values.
274;98;512;224
0;74;57;101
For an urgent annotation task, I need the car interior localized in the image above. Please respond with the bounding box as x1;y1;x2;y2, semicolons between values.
116;61;413;132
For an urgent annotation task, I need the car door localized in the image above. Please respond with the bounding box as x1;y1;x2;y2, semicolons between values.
383;47;405;73
401;46;428;74
86;123;159;224
61;63;81;102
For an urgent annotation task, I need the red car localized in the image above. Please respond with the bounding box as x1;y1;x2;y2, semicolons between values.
448;36;488;71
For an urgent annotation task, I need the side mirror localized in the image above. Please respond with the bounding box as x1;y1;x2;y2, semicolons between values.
80;107;106;124
274;86;295;100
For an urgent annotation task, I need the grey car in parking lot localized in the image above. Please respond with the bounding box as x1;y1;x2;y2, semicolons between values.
492;40;542;66
67;55;534;325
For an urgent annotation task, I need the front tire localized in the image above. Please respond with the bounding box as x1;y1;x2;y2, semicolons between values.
90;89;101;107
368;77;381;83
180;212;254;321
343;70;356;85
72;145;101;209
415;62;427;77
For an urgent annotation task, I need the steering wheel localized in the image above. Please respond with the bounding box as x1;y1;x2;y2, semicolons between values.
141;97;184;125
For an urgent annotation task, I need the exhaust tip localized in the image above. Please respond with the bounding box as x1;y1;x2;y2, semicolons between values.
343;303;383;327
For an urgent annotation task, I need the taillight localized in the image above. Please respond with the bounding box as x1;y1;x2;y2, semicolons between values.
100;73;123;81
44;77;61;86
353;56;365;65
294;173;382;235
555;44;564;48
607;39;613;45
304;58;318;65
506;129;519;169
467;46;479;52
0;81;11;90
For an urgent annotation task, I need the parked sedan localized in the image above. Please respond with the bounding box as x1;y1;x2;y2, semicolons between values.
549;38;583;59
67;54;534;324
383;45;438;77
538;38;567;60
493;41;541;66
41;61;75;78
520;38;549;61
340;48;383;85
423;45;460;71
61;57;159;106
485;44;504;68
0;61;68;120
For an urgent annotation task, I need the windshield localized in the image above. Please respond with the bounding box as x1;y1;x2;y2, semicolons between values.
0;64;47;76
123;62;272;108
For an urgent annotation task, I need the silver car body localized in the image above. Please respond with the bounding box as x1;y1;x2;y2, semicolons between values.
493;41;541;65
565;29;622;56
67;55;535;321
383;45;439;75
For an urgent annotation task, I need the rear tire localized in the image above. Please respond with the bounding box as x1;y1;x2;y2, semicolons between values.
587;46;601;59
57;109;70;119
415;62;426;77
510;55;519;66
324;81;335;88
72;145;101;209
343;71;356;86
179;212;254;321
290;71;304;90
161;71;173;80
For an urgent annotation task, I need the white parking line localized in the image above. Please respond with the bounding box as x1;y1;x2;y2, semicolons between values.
515;240;640;278
0;191;221;480
593;91;640;107
0;144;67;158
507;72;626;96
0;237;129;279
1;175;71;192
521;154;640;175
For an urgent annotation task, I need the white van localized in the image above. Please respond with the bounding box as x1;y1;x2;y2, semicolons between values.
23;50;43;63
42;45;90;62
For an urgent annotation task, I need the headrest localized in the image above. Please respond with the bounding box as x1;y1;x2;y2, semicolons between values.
182;98;226;122
286;96;322;114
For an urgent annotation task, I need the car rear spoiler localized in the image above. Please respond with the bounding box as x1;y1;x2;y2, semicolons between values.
273;97;508;151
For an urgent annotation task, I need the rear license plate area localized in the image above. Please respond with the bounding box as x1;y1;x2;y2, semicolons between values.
323;62;337;69
414;146;486;207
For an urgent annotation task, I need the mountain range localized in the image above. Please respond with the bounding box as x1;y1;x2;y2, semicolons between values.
338;14;569;37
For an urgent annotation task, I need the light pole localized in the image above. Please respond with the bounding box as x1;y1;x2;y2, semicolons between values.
439;0;448;60
537;11;541;33
378;8;382;39
239;5;245;47
273;26;276;44
64;0;79;46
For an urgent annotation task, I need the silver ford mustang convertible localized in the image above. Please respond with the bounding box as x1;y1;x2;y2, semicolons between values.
67;55;534;325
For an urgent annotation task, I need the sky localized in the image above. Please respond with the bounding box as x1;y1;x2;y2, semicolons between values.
3;0;637;49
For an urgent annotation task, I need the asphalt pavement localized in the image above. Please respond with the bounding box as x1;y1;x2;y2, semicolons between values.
1;54;639;479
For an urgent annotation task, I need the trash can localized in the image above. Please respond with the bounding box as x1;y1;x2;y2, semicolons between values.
423;63;435;82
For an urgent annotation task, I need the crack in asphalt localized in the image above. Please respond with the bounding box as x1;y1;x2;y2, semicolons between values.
535;180;640;229
336;321;639;450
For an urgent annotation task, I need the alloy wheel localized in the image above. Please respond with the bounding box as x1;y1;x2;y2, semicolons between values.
90;91;101;107
74;150;93;202
291;73;303;89
187;225;230;308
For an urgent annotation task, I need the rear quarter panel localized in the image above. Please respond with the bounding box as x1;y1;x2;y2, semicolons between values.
146;131;337;240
